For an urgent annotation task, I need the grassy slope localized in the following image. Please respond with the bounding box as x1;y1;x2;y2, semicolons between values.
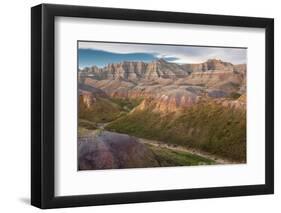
79;97;122;123
79;97;143;123
110;98;143;112
106;102;246;162
147;144;215;166
78;96;217;167
78;119;97;130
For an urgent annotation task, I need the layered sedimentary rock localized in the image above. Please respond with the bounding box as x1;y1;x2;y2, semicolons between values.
79;59;246;113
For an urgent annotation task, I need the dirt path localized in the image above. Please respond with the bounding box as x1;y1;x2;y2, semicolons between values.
96;122;110;130
137;137;238;165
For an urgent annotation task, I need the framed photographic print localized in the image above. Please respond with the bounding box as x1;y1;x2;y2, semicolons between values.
31;3;274;209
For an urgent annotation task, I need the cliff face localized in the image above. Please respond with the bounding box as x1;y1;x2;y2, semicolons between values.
181;59;234;72
79;59;246;113
132;90;199;113
79;59;244;81
79;92;95;109
80;59;190;81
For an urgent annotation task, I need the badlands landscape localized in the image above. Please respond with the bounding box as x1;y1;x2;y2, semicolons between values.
78;58;246;170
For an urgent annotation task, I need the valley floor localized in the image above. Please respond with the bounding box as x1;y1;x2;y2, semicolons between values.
138;137;237;165
78;119;241;170
78;94;246;170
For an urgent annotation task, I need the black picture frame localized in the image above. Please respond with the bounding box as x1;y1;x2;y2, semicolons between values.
31;3;274;209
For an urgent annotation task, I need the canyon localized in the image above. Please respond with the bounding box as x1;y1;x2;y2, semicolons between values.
79;59;246;112
78;58;247;170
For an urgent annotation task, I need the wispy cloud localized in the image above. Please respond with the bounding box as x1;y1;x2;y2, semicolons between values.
78;41;247;68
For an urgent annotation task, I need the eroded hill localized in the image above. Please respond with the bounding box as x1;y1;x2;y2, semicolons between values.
78;58;247;167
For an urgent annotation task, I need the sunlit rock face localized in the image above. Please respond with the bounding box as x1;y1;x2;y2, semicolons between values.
133;89;199;113
79;58;246;82
79;59;246;113
79;92;95;109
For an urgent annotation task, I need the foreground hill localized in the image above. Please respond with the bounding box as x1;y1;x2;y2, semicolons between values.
78;130;215;170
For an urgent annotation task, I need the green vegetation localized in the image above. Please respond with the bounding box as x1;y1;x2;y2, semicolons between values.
79;96;143;123
228;92;241;99
110;97;143;112
78;119;97;130
147;145;215;166
78;127;91;137
79;94;246;162
106;102;246;162
79;97;123;123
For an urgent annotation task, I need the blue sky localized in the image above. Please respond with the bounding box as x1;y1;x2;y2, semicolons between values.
78;41;247;69
79;49;158;68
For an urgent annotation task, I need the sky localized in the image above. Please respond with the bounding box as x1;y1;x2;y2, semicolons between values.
78;41;247;69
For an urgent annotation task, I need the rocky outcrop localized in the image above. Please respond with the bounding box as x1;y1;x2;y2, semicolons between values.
133;89;199;113
219;94;246;110
182;59;235;73
78;131;159;170
79;58;246;113
79;92;95;109
80;59;191;81
80;59;243;82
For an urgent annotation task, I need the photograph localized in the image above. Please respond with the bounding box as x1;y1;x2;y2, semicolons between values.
77;41;247;170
